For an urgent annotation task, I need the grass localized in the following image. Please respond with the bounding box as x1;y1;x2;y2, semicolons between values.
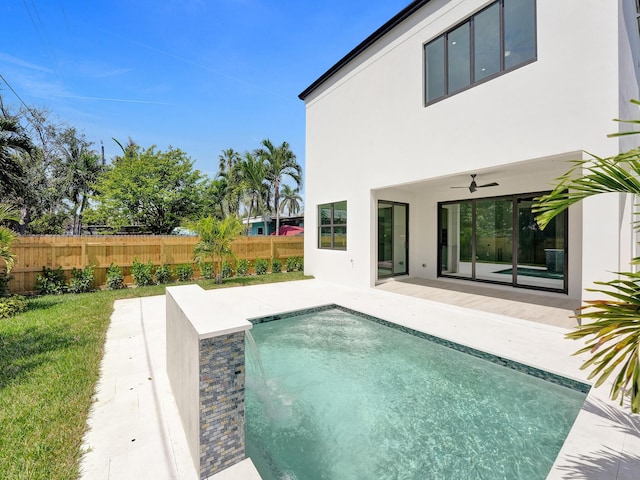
0;271;310;480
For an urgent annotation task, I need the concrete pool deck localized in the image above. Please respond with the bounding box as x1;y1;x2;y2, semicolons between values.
79;279;640;480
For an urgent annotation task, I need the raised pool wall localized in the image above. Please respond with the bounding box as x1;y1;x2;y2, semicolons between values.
166;285;253;479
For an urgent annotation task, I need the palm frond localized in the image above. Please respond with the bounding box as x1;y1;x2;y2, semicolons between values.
567;271;640;412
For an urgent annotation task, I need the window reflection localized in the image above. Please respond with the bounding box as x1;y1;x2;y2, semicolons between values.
425;37;445;102
448;23;470;93
504;0;536;69
474;3;501;81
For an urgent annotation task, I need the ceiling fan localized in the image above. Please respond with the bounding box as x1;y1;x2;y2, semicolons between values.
451;174;499;193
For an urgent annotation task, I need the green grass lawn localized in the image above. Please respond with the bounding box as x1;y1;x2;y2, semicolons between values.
0;271;310;480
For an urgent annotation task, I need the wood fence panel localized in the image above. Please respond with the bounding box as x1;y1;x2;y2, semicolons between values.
5;235;303;294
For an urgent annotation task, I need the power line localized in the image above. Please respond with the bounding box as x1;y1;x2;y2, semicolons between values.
0;72;40;122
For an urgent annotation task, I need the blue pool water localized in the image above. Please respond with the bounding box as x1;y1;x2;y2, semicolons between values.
245;307;587;480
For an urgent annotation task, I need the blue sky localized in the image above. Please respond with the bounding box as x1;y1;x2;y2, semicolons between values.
1;0;409;185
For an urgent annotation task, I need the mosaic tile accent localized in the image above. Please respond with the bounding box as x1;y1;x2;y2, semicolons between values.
250;304;590;394
199;331;246;479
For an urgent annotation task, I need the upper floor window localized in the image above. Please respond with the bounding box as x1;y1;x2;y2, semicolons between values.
424;0;536;105
318;201;347;250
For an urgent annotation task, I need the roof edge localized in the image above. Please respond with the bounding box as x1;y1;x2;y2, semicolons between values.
298;0;433;101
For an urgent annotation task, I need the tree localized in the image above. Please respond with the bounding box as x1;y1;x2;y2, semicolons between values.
256;139;302;235
0;204;20;273
218;148;241;175
279;184;303;216
239;151;270;235
7;105;71;234
92;144;204;234
533;102;640;413
55;128;104;234
215;148;243;217
188;215;243;284
0;116;31;199
201;178;228;220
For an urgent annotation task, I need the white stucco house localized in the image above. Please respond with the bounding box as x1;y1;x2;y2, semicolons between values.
299;0;640;301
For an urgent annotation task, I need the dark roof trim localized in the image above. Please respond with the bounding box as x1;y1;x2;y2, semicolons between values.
298;0;432;100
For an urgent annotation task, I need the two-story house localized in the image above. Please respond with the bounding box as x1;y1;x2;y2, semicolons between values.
299;0;640;301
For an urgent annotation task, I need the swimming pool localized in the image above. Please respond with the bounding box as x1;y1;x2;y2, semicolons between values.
245;306;588;480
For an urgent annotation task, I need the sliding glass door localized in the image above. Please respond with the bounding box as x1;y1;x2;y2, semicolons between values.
516;196;565;290
438;193;567;292
475;198;513;283
378;202;408;278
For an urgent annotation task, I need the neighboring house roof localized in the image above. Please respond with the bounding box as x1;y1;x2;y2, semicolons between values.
298;0;433;101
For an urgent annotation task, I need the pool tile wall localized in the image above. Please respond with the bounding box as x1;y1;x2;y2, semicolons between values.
199;331;246;478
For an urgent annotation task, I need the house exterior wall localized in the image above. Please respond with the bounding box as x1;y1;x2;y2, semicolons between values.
303;0;640;299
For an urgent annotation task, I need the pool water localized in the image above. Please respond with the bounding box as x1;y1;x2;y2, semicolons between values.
245;307;587;480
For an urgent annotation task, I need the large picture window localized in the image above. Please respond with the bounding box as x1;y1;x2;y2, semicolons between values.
424;0;536;104
318;201;347;250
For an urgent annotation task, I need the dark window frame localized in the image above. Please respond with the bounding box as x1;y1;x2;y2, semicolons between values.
318;201;347;250
424;0;537;106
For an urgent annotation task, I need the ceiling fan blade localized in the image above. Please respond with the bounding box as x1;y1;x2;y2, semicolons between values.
478;182;499;188
450;186;468;188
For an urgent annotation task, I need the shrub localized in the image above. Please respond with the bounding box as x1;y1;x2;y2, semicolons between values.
199;262;215;280
155;264;174;284
221;261;233;279
285;256;298;272
35;266;67;295
295;256;304;271
0;270;12;297
106;263;126;290
131;258;155;287
254;258;269;275
67;266;95;294
0;295;28;319
271;258;282;274
236;259;250;276
176;263;194;282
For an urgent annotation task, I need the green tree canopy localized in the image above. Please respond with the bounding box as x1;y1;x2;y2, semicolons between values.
92;144;204;234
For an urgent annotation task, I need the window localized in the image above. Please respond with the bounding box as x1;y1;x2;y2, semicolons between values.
424;0;536;104
318;201;347;250
438;192;567;293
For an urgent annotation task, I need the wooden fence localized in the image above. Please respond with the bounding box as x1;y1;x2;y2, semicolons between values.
5;235;304;294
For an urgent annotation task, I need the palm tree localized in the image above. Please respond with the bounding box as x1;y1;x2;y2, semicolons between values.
0;204;20;273
218;148;241;175
240;152;270;235
257;139;302;235
189;215;243;284
57;128;104;234
279;184;303;216
533;102;640;413
216;149;243;217
0;116;32;199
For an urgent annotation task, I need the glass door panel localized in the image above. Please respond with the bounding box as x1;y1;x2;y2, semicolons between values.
393;204;408;275
378;202;408;279
378;203;393;277
475;198;513;283
516;197;565;290
440;201;473;279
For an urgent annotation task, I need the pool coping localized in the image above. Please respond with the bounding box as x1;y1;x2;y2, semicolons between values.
79;279;640;480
